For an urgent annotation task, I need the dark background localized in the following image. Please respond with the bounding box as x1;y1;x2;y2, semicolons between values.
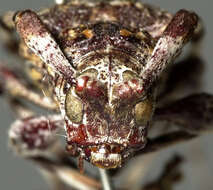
0;0;213;189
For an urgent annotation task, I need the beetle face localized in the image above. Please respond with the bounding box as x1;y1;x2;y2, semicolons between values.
64;67;154;168
57;22;156;168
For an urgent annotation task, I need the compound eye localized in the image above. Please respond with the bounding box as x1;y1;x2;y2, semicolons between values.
65;88;83;123
135;99;153;125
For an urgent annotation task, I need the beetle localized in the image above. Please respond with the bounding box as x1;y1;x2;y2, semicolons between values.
1;0;213;177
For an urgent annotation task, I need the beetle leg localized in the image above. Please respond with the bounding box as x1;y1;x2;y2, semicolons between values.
0;65;58;110
14;10;77;84
157;55;204;102
9;114;64;156
0;11;19;53
135;93;213;156
154;93;213;134
9;99;35;118
141;10;198;89
120;154;156;189
0;11;15;30
9;114;102;190
136;131;196;156
143;155;183;190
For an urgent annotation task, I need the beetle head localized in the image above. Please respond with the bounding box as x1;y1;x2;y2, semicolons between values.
59;22;155;168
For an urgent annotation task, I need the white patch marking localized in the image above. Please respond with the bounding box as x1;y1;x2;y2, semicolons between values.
55;0;65;4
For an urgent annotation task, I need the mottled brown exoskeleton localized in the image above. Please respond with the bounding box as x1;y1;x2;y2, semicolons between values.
1;2;213;187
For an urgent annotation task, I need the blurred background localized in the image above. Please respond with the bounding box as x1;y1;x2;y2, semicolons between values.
0;0;213;189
